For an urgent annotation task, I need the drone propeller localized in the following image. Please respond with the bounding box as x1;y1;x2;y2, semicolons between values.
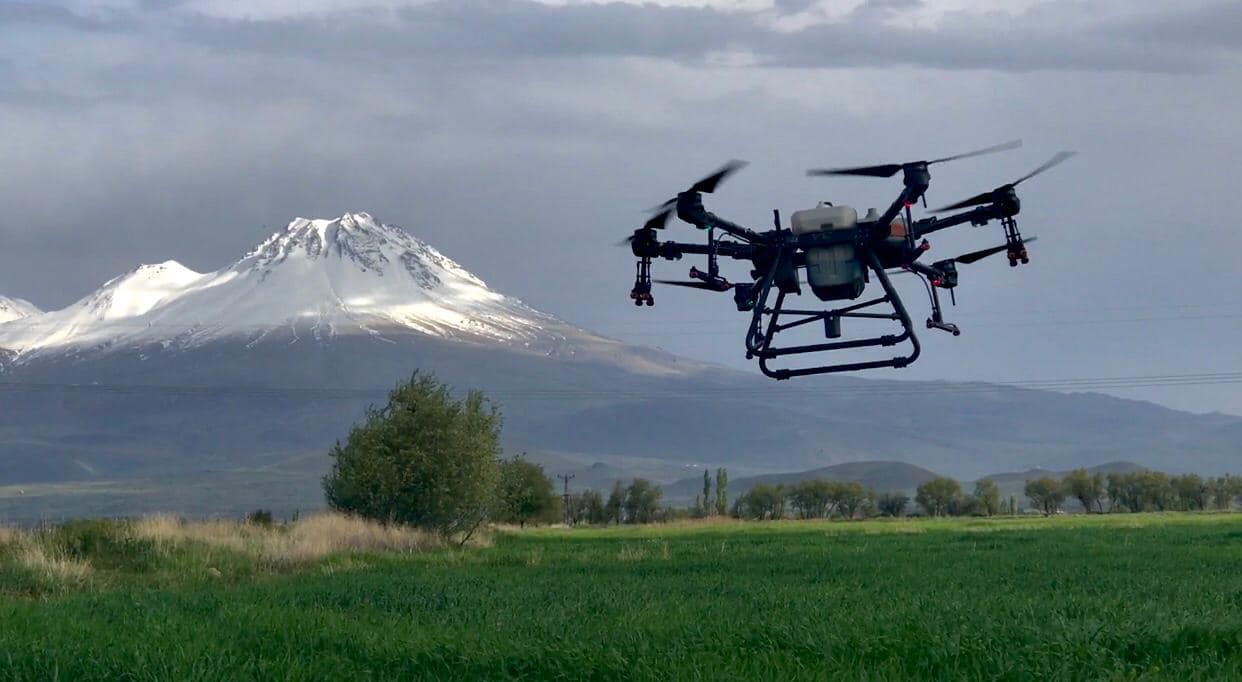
806;139;1022;179
688;159;749;194
642;207;676;231
953;236;1037;264
623;160;748;245
931;152;1076;213
654;279;734;292
648;159;749;211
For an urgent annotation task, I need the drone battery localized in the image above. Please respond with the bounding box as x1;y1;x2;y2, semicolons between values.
790;204;866;301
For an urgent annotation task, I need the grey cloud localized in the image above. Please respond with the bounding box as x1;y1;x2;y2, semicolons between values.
1106;2;1242;50
0;2;129;31
160;0;1238;74
772;0;822;13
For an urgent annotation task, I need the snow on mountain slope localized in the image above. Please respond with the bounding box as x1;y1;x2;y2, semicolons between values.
0;296;40;324
0;213;584;359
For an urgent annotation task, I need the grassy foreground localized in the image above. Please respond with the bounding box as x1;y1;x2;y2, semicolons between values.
3;513;1242;680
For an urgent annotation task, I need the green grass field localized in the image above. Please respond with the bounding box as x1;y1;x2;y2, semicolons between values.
3;513;1242;680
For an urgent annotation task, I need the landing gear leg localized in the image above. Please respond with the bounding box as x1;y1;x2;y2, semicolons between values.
630;257;654;306
1002;216;1029;266
920;275;960;336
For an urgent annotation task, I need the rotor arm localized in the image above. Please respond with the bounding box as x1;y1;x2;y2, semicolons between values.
675;192;765;244
910;204;1008;239
631;233;760;261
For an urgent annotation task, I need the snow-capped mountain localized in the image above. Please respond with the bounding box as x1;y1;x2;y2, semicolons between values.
0;213;588;360
0;296;40;324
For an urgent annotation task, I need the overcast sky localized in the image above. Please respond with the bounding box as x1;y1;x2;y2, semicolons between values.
1;0;1240;414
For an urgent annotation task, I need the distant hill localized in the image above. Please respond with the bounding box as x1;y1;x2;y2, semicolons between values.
663;460;944;505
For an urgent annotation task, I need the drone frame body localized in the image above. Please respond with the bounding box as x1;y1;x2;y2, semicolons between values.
624;147;1071;379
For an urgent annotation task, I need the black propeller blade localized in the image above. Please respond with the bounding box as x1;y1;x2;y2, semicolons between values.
642;207;675;231
807;139;1022;179
639;159;748;232
954;236;1037;264
931;151;1076;213
654;279;733;291
689;159;749;194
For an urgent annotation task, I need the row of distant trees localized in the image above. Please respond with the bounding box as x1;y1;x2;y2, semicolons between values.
731;478;971;520
731;469;1242;520
1022;469;1242;515
734;480;889;520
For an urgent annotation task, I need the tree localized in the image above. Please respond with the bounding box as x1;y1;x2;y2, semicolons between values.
715;468;729;516
915;477;961;517
623;479;663;524
973;479;1002;517
832;481;872;520
702;470;713;516
1209;474;1242;511
876;492;909;517
1023;476;1065;516
605;480;626;524
1107;472;1141;512
1062;468;1105;513
573;489;607;525
734;484;785;520
1134;470;1173;511
948;494;980;517
323;372;500;539
786;479;834;519
1171;473;1208;511
494;456;561;528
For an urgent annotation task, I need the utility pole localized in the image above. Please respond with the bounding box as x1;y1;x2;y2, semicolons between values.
557;474;575;525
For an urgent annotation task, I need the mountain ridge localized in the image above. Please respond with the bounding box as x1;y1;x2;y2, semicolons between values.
0;296;40;324
0;212;622;362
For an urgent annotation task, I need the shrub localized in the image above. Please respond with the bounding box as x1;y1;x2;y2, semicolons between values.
246;509;275;527
323;372;501;539
876;492;910;517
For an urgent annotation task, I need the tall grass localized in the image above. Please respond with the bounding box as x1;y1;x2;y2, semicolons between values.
14;544;92;587
0;512;468;597
130;512;449;566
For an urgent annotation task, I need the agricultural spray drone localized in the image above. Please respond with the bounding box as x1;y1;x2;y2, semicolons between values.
620;141;1074;379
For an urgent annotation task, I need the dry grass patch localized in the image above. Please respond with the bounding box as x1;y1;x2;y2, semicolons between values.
16;543;93;587
260;513;445;566
0;526;22;547
129;513;463;568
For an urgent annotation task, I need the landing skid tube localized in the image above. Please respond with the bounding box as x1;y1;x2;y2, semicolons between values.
745;251;921;379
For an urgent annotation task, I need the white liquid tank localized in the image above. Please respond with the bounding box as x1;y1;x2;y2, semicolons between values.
790;203;865;301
